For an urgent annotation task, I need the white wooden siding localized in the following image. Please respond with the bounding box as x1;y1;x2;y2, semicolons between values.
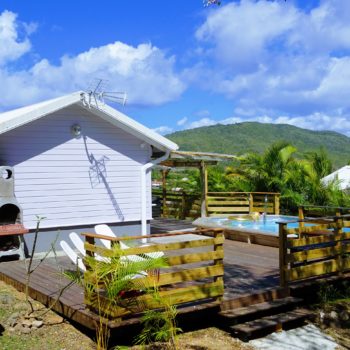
0;105;153;229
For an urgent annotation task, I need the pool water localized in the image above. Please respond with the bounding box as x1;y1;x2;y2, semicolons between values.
194;215;350;236
194;215;309;236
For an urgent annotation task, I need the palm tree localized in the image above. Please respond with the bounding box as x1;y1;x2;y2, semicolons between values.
227;141;297;193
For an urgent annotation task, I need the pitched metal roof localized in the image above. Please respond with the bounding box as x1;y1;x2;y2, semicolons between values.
322;165;350;190
0;91;178;152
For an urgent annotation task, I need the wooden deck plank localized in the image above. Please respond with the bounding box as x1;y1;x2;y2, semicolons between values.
0;233;280;330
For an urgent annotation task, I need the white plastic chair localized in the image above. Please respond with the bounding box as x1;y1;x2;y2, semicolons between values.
60;240;86;272
69;231;109;263
64;234;146;279
94;224;164;260
69;232;85;256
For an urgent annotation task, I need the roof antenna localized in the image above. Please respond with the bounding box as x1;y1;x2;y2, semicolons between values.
81;78;127;108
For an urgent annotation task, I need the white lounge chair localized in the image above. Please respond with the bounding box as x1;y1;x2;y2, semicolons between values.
63;234;146;279
60;240;86;272
94;224;164;260
69;232;85;256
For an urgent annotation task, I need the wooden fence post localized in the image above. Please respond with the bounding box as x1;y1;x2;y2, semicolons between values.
181;192;186;220
162;169;169;217
279;222;288;288
298;206;305;235
274;194;280;215
200;162;208;218
213;229;224;302
335;214;344;276
249;193;253;213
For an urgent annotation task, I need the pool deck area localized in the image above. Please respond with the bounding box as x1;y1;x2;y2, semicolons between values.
0;219;280;330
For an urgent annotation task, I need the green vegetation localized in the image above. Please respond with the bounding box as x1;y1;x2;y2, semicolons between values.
156;141;350;213
317;281;350;306
167;122;350;168
66;244;180;350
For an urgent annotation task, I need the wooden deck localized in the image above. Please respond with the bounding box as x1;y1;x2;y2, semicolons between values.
150;217;194;233
0;236;279;330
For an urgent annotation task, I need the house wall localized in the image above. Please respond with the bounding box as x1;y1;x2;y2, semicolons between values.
0;105;153;235
23;220;151;257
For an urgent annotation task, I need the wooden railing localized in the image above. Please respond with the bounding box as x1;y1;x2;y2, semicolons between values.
152;190;280;219
206;192;280;217
298;204;350;220
82;228;225;320
279;214;350;287
153;189;201;219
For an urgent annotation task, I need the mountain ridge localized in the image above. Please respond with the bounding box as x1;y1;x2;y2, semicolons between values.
166;122;350;168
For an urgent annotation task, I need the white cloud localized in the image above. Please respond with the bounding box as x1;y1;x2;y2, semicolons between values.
192;0;350;133
0;10;33;66
0;11;185;110
180;111;350;137
177;117;188;126
195;1;298;71
188;117;216;129
153;126;173;135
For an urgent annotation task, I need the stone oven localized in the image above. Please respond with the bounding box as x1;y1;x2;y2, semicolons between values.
0;166;28;260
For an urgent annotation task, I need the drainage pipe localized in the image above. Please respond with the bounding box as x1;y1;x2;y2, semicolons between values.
140;150;170;239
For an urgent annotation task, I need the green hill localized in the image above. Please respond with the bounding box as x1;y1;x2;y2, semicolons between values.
166;122;350;168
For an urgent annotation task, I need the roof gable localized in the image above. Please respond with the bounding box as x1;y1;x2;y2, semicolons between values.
0;92;178;152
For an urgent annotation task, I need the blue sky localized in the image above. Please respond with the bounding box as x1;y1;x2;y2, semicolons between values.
1;0;350;136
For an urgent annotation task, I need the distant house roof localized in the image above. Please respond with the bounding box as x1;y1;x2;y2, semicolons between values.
0;91;178;153
322;165;350;190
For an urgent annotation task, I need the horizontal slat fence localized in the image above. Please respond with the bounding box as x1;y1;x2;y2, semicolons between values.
206;192;280;217
152;189;201;219
279;214;350;287
152;190;280;218
82;229;224;320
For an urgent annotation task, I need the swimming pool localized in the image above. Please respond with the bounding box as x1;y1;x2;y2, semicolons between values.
193;215;305;247
194;215;301;235
194;214;349;248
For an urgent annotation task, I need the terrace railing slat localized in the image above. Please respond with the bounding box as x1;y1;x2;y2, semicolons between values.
279;208;350;287
83;229;225;320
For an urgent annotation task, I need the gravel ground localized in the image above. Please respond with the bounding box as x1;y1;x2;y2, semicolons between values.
0;280;253;350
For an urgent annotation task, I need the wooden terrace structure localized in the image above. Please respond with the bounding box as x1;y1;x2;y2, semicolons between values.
0;225;280;330
155;151;280;219
1;209;350;339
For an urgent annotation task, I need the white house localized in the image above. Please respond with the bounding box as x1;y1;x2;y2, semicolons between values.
0;91;178;254
322;165;350;192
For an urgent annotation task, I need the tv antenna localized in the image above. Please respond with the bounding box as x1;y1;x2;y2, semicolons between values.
81;78;127;108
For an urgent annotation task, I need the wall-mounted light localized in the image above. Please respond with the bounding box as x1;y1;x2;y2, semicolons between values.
71;124;82;138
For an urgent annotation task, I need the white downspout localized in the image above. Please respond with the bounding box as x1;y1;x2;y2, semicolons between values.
140;150;170;240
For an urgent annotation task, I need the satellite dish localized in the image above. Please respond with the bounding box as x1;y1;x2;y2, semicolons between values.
81;78;127;108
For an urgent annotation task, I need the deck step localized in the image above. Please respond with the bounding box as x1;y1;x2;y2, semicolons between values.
219;296;302;324
230;308;311;341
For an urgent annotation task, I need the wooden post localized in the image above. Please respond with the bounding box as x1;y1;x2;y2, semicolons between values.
335;213;344;276
279;222;288;288
181;192;186;220
162;169;169;217
249;192;253;213
213;229;224;302
274;194;280;215
200;161;208;218
298;206;305;237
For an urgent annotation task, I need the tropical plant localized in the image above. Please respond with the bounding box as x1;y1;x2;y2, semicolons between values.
224;142;349;212
65;242;180;350
227;141;297;193
135;283;182;349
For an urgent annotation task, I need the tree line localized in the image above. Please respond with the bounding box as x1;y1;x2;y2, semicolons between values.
155;141;350;213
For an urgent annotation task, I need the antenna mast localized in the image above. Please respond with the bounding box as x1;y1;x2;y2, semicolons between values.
81;78;127;108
